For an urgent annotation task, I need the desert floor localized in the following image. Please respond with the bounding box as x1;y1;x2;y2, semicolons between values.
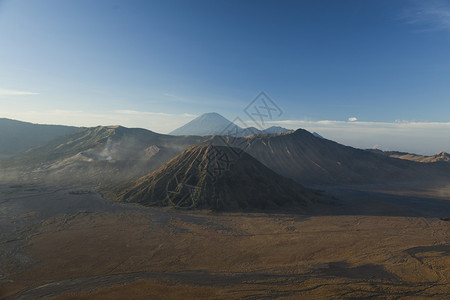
1;183;449;299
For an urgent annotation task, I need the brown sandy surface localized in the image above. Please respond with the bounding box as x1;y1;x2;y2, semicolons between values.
2;206;449;299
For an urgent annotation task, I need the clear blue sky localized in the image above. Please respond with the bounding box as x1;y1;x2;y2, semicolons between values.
1;0;450;154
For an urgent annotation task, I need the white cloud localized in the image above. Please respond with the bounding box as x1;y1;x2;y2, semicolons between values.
401;1;450;32
348;117;358;122
0;88;39;96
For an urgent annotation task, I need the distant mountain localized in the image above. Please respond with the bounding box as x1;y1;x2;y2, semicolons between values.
169;112;291;136
108;145;319;211
263;126;293;134
238;126;262;136
0;118;77;158
369;150;450;163
169;112;240;136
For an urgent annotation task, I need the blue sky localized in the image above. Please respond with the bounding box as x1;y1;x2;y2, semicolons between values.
1;0;450;154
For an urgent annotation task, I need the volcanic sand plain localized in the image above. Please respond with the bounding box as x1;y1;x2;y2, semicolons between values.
1;183;449;299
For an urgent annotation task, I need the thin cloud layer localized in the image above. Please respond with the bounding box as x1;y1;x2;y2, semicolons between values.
401;1;450;31
114;110;196;118
0;88;39;96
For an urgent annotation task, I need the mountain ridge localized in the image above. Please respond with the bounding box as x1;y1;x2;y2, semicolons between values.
368;149;450;163
3;124;449;186
0;118;77;158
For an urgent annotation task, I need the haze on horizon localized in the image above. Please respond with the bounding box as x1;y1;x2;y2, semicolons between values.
1;0;450;155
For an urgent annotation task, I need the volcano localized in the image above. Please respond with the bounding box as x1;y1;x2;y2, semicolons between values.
111;145;320;211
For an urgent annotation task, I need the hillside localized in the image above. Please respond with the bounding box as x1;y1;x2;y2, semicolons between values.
0;118;77;158
0;125;203;184
109;145;319;210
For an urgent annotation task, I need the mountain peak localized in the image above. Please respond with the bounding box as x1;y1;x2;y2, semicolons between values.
292;128;315;137
263;126;293;134
198;112;225;118
112;144;318;211
169;113;239;136
433;151;450;161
